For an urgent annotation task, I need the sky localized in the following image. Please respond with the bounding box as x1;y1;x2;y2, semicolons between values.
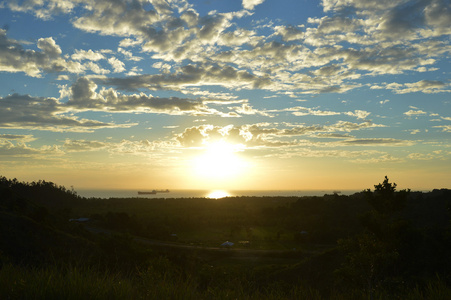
0;0;450;192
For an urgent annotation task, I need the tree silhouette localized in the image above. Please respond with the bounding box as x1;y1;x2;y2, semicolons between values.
364;176;409;215
336;176;410;298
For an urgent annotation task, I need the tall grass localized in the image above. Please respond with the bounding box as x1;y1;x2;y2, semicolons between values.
403;277;451;300
0;262;324;299
2;262;451;299
0;264;136;299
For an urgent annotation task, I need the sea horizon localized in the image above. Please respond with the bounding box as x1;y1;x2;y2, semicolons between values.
75;188;362;199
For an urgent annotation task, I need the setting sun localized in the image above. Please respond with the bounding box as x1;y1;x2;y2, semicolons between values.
206;190;230;199
192;141;248;184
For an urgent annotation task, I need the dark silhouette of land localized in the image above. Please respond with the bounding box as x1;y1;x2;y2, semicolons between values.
1;175;451;299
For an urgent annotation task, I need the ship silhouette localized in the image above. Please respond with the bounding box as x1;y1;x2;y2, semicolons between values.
138;189;170;195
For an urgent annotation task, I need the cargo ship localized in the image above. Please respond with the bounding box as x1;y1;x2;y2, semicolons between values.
138;189;169;195
138;190;156;195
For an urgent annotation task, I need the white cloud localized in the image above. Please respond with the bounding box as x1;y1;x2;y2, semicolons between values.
37;37;62;57
71;0;161;37
72;49;105;61
242;0;265;10
63;139;108;152
385;80;450;94
126;66;143;76
433;125;451;132
6;0;76;19
273;25;304;41
108;57;126;73
321;0;451;40
0;93;136;132
233;104;272;117
345;110;371;119
105;63;272;91
67;77;231;117
0;29;82;77
57;75;70;81
84;61;110;75
118;47;142;61
287;107;370;119
338;138;414;147
404;109;427;116
292;107;341;117
0;134;36;142
0;139;62;157
174;120;386;149
321;0;402;12
350;154;403;164
407;151;449;160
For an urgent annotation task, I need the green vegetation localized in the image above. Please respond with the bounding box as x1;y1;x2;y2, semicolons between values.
1;175;451;299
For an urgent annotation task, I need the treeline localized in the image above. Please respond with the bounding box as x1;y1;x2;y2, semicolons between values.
261;193;371;244
0;176;81;215
1;175;451;299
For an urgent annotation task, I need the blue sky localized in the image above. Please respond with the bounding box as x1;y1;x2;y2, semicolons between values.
0;0;450;191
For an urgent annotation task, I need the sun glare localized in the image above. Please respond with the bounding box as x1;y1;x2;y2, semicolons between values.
207;190;230;199
192;141;247;183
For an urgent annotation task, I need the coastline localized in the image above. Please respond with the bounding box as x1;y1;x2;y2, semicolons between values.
75;189;361;199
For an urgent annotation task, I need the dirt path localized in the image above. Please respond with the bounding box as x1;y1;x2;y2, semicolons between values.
84;226;318;256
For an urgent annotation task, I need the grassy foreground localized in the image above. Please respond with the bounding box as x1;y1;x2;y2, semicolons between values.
2;263;451;299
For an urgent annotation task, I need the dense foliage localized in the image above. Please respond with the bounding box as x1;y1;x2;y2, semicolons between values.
1;175;451;299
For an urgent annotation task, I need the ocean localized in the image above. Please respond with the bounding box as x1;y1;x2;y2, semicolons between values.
75;189;360;199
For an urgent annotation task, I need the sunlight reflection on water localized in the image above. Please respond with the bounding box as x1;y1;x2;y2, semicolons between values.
206;190;230;199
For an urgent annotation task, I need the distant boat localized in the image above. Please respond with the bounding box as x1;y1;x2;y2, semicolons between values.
138;190;157;195
138;189;169;195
